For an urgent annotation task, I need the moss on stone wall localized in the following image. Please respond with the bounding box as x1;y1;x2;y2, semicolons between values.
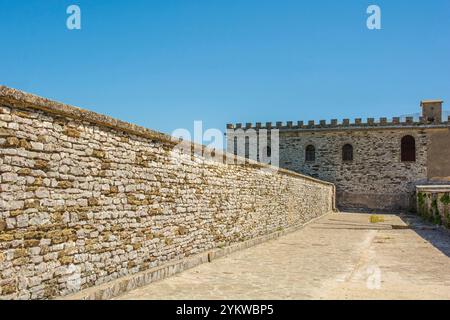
431;198;441;225
417;192;428;218
440;193;450;227
440;193;450;205
417;191;450;227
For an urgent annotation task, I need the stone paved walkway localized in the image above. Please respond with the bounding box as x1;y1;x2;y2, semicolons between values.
116;213;450;300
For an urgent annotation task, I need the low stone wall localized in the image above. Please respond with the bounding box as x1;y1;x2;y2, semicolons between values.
0;87;335;299
416;185;450;228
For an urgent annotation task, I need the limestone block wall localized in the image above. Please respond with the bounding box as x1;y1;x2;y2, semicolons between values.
0;87;335;299
416;186;450;228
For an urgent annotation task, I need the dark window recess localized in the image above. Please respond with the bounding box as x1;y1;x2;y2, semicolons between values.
305;145;316;162
342;144;353;161
265;146;272;157
401;135;416;162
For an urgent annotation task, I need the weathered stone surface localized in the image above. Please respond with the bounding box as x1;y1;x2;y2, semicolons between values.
0;86;335;300
63;127;81;138
0;234;14;242
18;139;31;149
92;149;106;159
0;219;6;231
34;160;49;171
3;137;19;147
57;180;73;189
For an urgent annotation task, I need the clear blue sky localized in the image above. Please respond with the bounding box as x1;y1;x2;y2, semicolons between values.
1;0;449;135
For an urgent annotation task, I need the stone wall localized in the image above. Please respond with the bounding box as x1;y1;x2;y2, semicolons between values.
416;185;450;228
0;87;335;299
279;129;430;212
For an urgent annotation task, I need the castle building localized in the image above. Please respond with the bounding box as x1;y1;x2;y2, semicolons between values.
227;100;450;212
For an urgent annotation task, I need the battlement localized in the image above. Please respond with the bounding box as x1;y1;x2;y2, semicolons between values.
227;115;450;131
227;100;448;131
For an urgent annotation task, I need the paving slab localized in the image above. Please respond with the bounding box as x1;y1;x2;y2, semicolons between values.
116;213;450;300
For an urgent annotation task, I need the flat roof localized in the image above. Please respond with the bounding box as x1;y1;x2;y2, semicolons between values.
421;100;443;105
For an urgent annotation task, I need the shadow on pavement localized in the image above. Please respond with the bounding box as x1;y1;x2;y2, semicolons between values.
399;214;450;258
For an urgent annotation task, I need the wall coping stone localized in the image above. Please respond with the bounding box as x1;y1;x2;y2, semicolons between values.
416;185;450;193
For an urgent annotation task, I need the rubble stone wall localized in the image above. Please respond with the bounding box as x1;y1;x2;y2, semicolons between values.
279;129;429;212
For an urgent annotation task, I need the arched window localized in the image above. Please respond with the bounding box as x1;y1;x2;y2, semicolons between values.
401;135;416;162
342;144;353;161
305;145;315;162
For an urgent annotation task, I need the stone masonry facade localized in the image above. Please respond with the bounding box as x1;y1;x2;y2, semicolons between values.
279;129;428;211
0;86;334;299
227;101;450;212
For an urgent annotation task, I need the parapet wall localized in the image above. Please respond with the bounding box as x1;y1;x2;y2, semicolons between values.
0;87;335;299
227;116;450;131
